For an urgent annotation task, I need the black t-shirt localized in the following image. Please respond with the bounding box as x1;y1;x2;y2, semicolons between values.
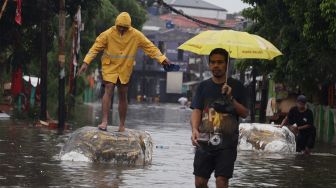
287;106;315;134
191;78;247;149
191;77;247;114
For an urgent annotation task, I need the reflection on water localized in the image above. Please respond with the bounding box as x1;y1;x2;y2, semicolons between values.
0;103;336;187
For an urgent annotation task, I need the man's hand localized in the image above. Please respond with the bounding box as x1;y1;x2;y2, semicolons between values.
289;125;299;135
222;83;232;96
162;58;171;66
77;63;88;76
191;129;200;147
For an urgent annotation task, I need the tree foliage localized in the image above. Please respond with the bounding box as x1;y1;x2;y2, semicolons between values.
0;0;147;117
241;0;336;97
0;0;147;69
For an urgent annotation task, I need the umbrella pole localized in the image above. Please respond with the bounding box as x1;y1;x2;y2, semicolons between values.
226;55;230;83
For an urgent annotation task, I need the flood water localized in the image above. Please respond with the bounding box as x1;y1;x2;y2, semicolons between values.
1;103;336;187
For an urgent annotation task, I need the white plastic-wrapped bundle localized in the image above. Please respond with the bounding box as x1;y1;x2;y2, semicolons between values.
238;123;296;153
59;126;153;165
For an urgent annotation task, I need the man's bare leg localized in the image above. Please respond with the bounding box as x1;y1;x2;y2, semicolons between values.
195;176;209;188
216;176;229;188
98;82;115;129
304;147;311;155
117;84;128;132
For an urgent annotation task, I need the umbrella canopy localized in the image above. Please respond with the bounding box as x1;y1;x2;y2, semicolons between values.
178;30;282;60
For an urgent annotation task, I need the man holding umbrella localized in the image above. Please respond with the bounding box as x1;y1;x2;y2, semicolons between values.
190;48;248;188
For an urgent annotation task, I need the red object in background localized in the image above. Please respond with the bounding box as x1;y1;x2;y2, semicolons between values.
11;67;23;96
15;0;22;25
87;75;95;89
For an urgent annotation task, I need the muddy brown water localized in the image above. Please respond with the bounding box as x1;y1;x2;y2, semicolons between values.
1;103;336;187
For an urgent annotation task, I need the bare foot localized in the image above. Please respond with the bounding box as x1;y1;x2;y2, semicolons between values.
304;148;311;155
98;122;108;130
118;125;125;132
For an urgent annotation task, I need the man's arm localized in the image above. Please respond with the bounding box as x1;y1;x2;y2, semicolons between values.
83;33;107;65
297;124;312;130
232;99;248;118
77;63;88;76
298;110;314;130
222;84;248;118
278;112;299;135
138;32;167;64
78;33;107;76
279;116;288;128
191;109;202;146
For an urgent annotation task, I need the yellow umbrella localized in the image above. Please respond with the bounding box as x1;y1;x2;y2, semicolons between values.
178;30;282;60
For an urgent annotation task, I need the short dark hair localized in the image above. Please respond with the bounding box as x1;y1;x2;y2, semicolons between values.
209;48;229;63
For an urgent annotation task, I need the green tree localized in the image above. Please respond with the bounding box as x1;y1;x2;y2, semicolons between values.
241;0;336;99
0;0;148;119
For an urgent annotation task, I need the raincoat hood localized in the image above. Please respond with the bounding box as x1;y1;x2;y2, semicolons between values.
115;12;131;27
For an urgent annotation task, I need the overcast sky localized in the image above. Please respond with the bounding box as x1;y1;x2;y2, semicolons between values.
203;0;251;13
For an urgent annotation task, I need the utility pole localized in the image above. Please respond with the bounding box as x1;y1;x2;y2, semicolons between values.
58;0;66;131
199;55;205;81
69;6;81;113
250;65;257;123
40;0;47;121
259;74;268;123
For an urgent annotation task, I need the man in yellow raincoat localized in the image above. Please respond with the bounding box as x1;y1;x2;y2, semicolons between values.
78;12;171;132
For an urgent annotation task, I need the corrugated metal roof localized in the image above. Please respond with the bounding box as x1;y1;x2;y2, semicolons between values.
160;13;220;29
164;0;227;11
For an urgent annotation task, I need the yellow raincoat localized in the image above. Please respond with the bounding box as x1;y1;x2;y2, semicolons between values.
83;12;167;84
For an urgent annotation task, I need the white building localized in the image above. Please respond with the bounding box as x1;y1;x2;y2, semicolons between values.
164;0;228;20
